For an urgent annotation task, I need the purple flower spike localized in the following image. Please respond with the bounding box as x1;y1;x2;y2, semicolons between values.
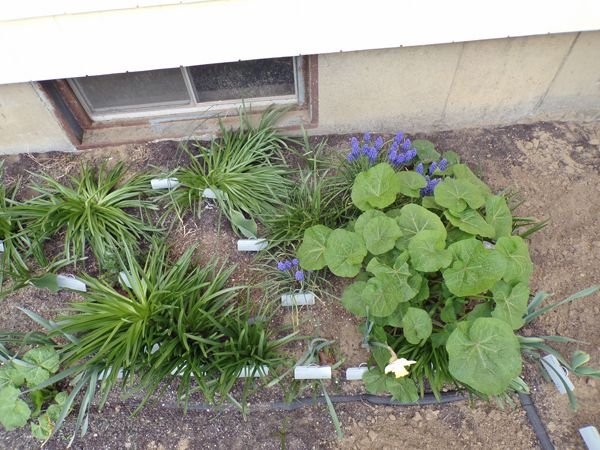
284;260;293;270
347;153;356;162
277;261;287;271
415;162;424;175
362;144;370;155
292;258;299;266
429;161;438;175
375;136;384;150
439;158;448;172
294;270;305;281
395;153;406;165
389;149;398;163
364;132;371;142
403;138;412;151
395;132;404;144
351;136;359;151
406;149;417;161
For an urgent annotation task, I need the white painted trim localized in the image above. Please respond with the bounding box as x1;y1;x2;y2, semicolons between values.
1;0;599;85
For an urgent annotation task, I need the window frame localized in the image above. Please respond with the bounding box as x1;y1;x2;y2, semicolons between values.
67;57;304;121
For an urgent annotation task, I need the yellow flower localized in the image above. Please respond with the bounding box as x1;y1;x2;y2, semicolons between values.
384;357;416;378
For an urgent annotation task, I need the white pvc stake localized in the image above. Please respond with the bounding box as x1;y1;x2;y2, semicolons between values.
56;275;87;292
483;241;496;249
0;240;4;252
541;354;574;394
238;365;269;378
346;366;369;381
119;271;132;288
237;239;268;252
294;365;332;380
150;178;180;190
97;367;123;381
150;343;160;354
202;188;219;199
579;426;600;450
281;292;315;307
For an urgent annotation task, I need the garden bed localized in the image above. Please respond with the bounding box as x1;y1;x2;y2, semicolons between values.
0;120;599;449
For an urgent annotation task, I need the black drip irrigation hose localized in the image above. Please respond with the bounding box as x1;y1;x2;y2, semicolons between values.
148;391;468;413
127;391;554;449
518;393;555;450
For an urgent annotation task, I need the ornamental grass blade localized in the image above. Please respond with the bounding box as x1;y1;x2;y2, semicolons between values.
524;285;600;323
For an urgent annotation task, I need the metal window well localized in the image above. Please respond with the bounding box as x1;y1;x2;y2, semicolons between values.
68;57;299;120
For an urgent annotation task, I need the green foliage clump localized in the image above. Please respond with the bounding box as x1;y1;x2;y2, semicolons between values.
297;140;599;403
8;162;158;268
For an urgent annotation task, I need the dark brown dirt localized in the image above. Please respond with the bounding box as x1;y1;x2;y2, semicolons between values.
1;120;599;449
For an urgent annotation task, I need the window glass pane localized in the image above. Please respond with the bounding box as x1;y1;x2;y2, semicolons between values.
189;57;295;103
72;68;190;112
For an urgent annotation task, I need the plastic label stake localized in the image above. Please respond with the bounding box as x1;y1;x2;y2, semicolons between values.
346;366;369;381
119;271;132;288
579;426;600;450
0;240;4;252
202;188;218;199
281;292;315;307
294;365;332;380
238;365;269;378
237;239;268;252
150;178;180;189
541;354;574;394
56;275;87;292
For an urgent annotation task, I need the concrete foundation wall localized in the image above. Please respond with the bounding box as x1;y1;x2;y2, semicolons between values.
0;83;74;155
317;30;600;133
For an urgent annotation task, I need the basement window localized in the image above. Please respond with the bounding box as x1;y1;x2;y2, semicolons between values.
68;57;302;120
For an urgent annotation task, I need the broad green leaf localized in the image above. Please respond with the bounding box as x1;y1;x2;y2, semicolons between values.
443;239;506;296
341;281;368;317
366;256;416;303
363;368;388;394
354;210;386;235
21;366;50;388
491;281;529;330
496;236;533;284
297;225;332;270
351;163;401;211
434;178;485;213
409;273;430;304
408;230;452;272
412;140;441;162
0;367;25;389
0;386;31;431
362;216;402;255
486;196;512;238
31;414;53;441
441;297;464;323
402;307;433;344
397;171;427;198
383;303;410;327
446;318;521;395
23;346;60;374
324;229;367;277
395;204;446;249
442;151;460;166
386;376;419;403
451;164;492;197
421;196;443;210
228;209;258;238
445;208;496;238
446;228;473;244
30;274;60;292
363;275;405;317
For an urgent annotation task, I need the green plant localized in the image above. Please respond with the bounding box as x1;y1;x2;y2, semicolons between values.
9;162;158;268
0;341;71;442
164;107;292;238
263;134;353;246
296;141;599;402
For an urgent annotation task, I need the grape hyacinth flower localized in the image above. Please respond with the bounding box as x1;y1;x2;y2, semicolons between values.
429;161;438;175
415;162;424;175
277;261;287;271
292;258;299;266
364;132;371;142
438;158;448;172
420;177;441;196
375;136;385;151
294;270;305;282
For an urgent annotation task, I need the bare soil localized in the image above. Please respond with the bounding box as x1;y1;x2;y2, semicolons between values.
1;120;599;449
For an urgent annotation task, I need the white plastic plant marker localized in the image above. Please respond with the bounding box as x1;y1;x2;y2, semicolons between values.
0;240;4;252
237;239;268;252
294;365;332;380
56;275;87;292
346;366;369;381
541;354;574;394
119;271;132;288
201;188;219;199
579;425;600;450
238;365;269;378
150;178;180;190
150;343;160;354
97;367;124;381
483;241;496;249
281;292;315;307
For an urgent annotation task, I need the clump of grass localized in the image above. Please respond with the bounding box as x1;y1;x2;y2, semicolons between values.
164;107;292;238
9;162;158;268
